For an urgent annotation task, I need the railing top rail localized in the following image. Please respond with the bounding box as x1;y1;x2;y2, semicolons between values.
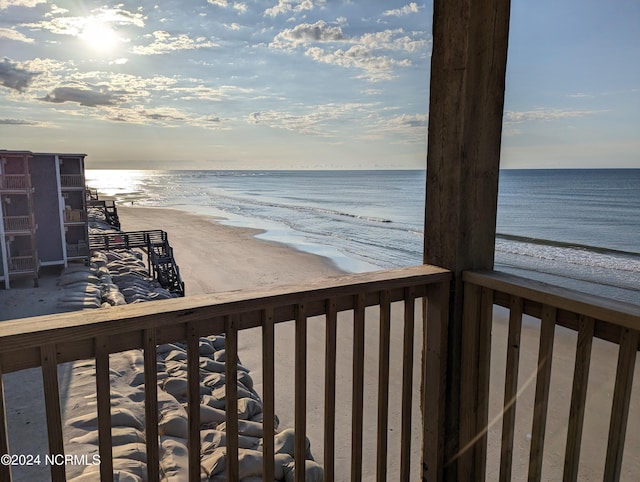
463;270;640;330
0;265;450;363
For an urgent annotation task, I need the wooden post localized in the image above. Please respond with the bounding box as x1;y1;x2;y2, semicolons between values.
424;0;511;480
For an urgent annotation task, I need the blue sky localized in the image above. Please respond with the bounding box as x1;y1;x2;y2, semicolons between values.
0;0;638;169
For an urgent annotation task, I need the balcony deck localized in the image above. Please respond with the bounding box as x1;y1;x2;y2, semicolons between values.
0;265;637;481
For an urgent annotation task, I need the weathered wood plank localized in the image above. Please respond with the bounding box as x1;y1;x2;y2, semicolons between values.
40;344;65;482
603;328;639;481
499;296;523;482
464;271;640;331
528;305;557;482
225;316;239;481
425;0;511;473
0;266;450;357
458;282;482;480
400;287;416;482
262;308;275;481
562;316;594;482
294;304;307;482
422;281;450;482
351;294;366;482
186;323;201;481
475;287;494;478
376;291;391;482
95;336;113;481
324;298;338;482
143;329;159;482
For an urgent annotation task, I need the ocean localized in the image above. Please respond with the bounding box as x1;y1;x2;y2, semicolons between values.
85;169;640;305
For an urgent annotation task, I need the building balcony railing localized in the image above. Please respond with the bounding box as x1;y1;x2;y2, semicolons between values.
0;174;30;191
0;266;637;481
63;209;86;223
7;256;37;274
60;174;84;188
2;215;34;233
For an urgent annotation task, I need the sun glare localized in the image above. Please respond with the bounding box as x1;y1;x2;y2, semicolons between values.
79;19;120;52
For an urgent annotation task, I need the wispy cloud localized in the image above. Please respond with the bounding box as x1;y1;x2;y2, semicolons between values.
504;108;602;123
131;31;218;55
0;27;34;43
264;0;326;18
0;118;38;125
383;3;422;17
0;0;45;9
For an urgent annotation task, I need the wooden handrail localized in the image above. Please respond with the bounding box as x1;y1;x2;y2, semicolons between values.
462;269;639;482
0;265;452;482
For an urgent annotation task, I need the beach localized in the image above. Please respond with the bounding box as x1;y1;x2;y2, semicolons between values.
1;205;638;480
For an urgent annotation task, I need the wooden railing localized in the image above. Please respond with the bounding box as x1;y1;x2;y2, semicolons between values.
60;175;84;188
7;256;36;273
0;175;29;190
0;265;451;481
2;215;33;232
460;270;640;481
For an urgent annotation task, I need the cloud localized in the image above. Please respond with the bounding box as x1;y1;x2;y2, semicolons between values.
0;57;40;92
0;27;34;43
271;20;346;47
265;0;326;17
0;118;38;125
383;3;421;17
41;85;121;107
207;0;228;6
247;102;372;136
131;31;218;55
0;0;45;9
504;108;602;123
271;22;429;81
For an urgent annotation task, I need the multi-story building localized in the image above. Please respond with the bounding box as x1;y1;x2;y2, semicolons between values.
0;150;89;289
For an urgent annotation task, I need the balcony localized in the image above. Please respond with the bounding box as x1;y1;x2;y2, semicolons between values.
0;266;637;481
7;256;37;274
60;175;84;189
2;215;34;233
0;175;30;191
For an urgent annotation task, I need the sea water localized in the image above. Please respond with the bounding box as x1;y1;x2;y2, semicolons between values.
85;169;640;304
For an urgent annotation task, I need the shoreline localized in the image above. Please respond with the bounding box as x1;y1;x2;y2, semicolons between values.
116;205;347;295
1;204;638;480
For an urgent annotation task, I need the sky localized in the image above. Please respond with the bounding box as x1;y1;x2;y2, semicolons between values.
0;0;638;170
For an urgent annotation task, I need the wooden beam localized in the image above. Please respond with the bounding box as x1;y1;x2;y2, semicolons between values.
424;0;511;479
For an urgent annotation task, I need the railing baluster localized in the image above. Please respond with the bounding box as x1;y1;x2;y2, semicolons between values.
528;304;557;482
351;294;365;482
422;281;450;481
459;282;482;479
499;295;523;482
563;315;594;482
225;316;240;481
400;287;416;481
143;329;160;482
376;291;391;482
187;323;201;481
95;336;113;481
40;344;65;482
295;304;307;482
604;327;639;481
324;298;338;482
0;360;11;482
476;287;494;479
262;308;276;481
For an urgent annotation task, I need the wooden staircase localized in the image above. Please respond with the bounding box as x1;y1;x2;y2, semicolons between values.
89;229;185;297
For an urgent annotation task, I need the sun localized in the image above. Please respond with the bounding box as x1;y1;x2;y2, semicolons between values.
79;19;120;52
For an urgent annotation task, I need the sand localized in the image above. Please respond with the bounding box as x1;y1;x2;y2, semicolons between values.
0;205;638;480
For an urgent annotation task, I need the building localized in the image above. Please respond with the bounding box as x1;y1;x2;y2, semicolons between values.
0;150;89;289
